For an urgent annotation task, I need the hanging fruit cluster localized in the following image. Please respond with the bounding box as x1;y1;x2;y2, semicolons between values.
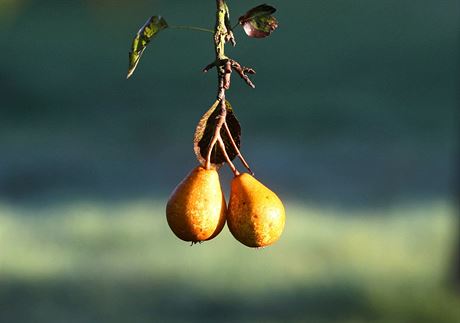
166;166;285;248
127;1;285;248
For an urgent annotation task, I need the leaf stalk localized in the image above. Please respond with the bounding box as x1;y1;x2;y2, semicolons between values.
169;25;214;33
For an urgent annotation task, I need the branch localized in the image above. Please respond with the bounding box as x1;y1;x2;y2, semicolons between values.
202;0;254;176
205;99;227;170
207;0;256;92
229;59;256;89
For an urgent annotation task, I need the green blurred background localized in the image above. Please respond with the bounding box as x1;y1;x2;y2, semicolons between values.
1;0;459;322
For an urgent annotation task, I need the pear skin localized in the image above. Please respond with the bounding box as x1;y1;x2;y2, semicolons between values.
227;173;285;248
166;166;226;243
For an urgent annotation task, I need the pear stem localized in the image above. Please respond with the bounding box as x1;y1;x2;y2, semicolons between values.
223;121;254;175
203;99;240;177
218;137;240;176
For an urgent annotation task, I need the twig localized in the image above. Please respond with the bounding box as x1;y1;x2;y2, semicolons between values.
230;59;256;88
203;0;255;176
205;99;227;170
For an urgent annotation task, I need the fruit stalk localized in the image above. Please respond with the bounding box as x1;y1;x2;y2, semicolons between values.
203;0;254;175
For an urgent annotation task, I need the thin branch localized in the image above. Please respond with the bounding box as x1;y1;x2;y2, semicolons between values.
230;59;256;88
223;60;232;89
203;62;217;73
205;99;227;169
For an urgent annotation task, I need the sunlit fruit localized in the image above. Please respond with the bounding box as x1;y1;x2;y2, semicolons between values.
227;173;285;248
166;166;226;243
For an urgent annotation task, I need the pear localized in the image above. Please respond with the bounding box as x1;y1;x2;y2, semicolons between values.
227;173;285;248
166;166;226;243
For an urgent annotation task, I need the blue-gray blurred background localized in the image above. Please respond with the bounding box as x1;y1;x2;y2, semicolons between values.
1;0;459;322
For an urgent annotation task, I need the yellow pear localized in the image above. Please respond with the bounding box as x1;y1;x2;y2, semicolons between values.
227;173;285;248
166;166;226;243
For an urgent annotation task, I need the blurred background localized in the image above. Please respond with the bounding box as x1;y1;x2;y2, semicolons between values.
1;0;459;322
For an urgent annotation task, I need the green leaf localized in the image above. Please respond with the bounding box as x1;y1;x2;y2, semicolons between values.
127;16;168;79
239;4;278;38
194;100;241;166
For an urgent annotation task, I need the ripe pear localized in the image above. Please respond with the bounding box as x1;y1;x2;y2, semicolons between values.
227;173;285;248
166;166;226;243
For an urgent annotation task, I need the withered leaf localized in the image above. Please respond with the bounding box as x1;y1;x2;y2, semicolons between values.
194;100;241;166
127;16;168;79
239;4;278;38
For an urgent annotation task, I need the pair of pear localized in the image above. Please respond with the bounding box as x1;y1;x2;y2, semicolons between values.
166;166;285;248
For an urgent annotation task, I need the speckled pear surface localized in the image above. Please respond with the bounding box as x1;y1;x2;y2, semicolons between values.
166;166;226;242
227;173;285;248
